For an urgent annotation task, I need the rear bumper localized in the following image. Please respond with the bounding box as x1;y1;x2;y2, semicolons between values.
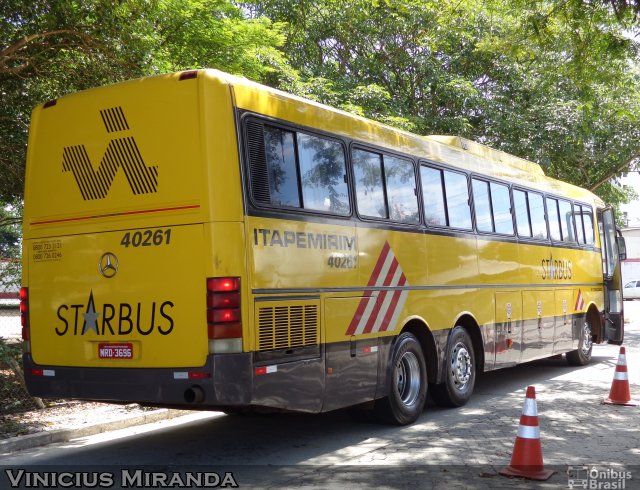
23;353;253;408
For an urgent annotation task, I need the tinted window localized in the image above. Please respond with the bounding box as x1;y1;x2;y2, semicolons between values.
264;126;299;207
547;198;562;241
472;180;493;232
297;133;349;215
558;199;575;242
443;170;472;229
384;156;419;224
513;190;531;237
421;167;446;226
575;205;587;244
354;149;418;223
492;182;513;234
353;149;385;219
472;179;513;235
583;206;594;245
575;204;594;246
529;192;547;239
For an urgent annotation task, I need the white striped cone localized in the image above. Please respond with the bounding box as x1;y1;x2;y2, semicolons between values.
500;386;555;481
603;347;638;406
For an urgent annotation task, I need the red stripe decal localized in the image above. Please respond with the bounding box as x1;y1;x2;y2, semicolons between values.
379;275;407;332
345;242;391;336
31;204;200;225
368;242;391;287
362;258;399;334
345;291;374;335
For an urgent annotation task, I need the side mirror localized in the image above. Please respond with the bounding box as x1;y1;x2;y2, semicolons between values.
618;236;627;261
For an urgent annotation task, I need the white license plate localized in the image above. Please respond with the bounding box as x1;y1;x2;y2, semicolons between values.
98;343;133;359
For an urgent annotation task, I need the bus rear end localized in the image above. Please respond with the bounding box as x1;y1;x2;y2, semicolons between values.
22;71;250;407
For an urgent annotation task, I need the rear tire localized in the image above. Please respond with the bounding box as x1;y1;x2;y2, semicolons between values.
566;319;593;366
431;326;476;407
373;332;427;425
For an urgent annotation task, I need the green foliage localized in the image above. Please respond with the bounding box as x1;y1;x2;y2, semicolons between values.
0;0;301;204
1;0;640;213
0;202;21;292
245;0;640;210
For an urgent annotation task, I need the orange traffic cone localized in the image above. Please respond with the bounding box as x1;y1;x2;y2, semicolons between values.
500;386;555;481
603;347;638;407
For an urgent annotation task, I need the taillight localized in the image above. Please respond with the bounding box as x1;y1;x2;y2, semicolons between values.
20;287;30;341
207;277;242;353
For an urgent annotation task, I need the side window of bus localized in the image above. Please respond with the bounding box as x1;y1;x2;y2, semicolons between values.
529;192;548;239
513;189;532;237
251;122;350;215
263;125;300;207
297;132;350;215
472;179;514;235
574;204;587;245
574;203;595;246
385;155;419;223
353;148;419;224
513;189;547;240
558;199;576;243
420;165;472;229
582;206;595;245
353;149;385;219
546;198;562;241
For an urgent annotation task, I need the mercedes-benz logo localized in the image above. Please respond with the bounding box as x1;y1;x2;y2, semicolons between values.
99;252;119;278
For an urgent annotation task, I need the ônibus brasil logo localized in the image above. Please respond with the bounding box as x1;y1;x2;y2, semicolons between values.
62;107;158;200
55;291;174;337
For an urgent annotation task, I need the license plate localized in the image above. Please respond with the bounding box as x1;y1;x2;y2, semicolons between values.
98;343;133;359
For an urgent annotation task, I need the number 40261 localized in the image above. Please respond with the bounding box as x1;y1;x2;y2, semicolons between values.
120;229;172;248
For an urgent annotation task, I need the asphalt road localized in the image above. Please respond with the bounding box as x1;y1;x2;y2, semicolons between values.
2;302;639;489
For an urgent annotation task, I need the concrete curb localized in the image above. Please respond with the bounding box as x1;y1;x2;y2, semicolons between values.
0;409;191;454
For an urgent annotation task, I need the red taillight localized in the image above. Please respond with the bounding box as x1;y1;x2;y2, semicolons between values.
20;287;30;341
207;277;240;292
207;292;240;309
207;277;241;340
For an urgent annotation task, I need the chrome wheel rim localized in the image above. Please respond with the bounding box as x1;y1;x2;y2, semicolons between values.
450;342;472;390
396;351;421;407
581;322;593;355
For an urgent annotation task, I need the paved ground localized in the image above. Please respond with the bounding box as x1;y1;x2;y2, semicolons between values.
1;303;639;489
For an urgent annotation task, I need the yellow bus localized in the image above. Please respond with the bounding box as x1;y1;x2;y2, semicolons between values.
21;69;625;425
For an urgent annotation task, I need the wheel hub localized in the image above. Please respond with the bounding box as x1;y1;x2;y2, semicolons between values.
451;342;472;389
396;351;421;407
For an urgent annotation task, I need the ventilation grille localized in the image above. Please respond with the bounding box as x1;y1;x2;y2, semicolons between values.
246;120;271;204
257;304;318;351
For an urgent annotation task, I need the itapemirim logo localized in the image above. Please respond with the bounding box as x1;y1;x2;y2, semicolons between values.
62;107;158;200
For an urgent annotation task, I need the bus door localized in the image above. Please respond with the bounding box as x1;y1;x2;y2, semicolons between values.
598;208;624;344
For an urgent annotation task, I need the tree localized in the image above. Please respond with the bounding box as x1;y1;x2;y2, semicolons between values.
0;0;300;204
245;0;640;207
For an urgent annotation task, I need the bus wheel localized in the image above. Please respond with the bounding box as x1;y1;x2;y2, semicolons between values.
373;332;427;425
431;326;476;407
566;319;593;366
